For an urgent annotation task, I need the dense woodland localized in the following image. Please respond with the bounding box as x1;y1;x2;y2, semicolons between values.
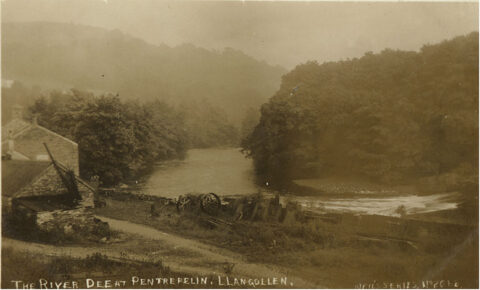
1;22;279;185
242;32;479;192
22;89;250;185
25;91;188;185
3;27;478;191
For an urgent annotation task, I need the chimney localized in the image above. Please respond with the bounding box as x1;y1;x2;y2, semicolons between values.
12;104;23;120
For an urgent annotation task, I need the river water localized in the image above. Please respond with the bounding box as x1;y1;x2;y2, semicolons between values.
137;148;260;197
137;148;458;217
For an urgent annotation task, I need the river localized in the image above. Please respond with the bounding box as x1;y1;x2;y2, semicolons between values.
136;148;458;217
137;148;260;198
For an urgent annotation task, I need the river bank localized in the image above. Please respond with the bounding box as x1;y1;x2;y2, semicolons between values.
88;147;478;287
3;214;307;289
94;192;478;288
113;147;469;220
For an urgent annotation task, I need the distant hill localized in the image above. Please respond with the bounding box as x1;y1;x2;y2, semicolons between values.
2;22;286;123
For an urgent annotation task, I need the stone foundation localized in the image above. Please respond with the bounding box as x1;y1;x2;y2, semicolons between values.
37;208;109;242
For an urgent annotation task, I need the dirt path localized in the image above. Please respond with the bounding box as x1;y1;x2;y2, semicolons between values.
3;216;318;288
96;216;316;288
2;236;228;280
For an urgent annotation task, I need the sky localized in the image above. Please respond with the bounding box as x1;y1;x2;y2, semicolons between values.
1;0;478;69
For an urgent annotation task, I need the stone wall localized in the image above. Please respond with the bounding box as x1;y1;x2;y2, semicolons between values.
36;208;110;242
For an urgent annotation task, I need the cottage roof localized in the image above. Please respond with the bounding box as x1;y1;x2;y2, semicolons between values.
1;118;31;139
14;195;74;212
2;158;96;201
55;161;96;193
2;120;77;146
2;160;51;198
2;118;79;174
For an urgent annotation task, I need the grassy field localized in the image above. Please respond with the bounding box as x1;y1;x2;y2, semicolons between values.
1;248;227;289
95;194;478;288
1;249;163;289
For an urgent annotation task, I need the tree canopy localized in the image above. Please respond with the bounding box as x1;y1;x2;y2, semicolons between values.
242;32;478;188
28;90;189;186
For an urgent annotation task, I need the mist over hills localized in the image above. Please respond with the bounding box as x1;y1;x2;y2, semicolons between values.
2;22;286;123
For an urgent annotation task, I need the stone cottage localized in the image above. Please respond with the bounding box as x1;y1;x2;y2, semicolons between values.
2;105;79;173
2;106;108;240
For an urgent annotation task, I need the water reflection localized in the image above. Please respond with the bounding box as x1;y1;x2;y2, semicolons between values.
137;148;458;217
137;148;260;198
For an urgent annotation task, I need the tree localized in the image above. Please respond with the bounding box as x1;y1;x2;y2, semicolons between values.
242;32;479;188
28;90;189;186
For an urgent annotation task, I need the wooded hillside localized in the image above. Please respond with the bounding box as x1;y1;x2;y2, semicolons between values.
242;32;478;190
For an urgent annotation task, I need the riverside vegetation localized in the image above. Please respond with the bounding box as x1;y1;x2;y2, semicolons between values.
94;191;478;288
242;32;478;193
2;30;478;288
